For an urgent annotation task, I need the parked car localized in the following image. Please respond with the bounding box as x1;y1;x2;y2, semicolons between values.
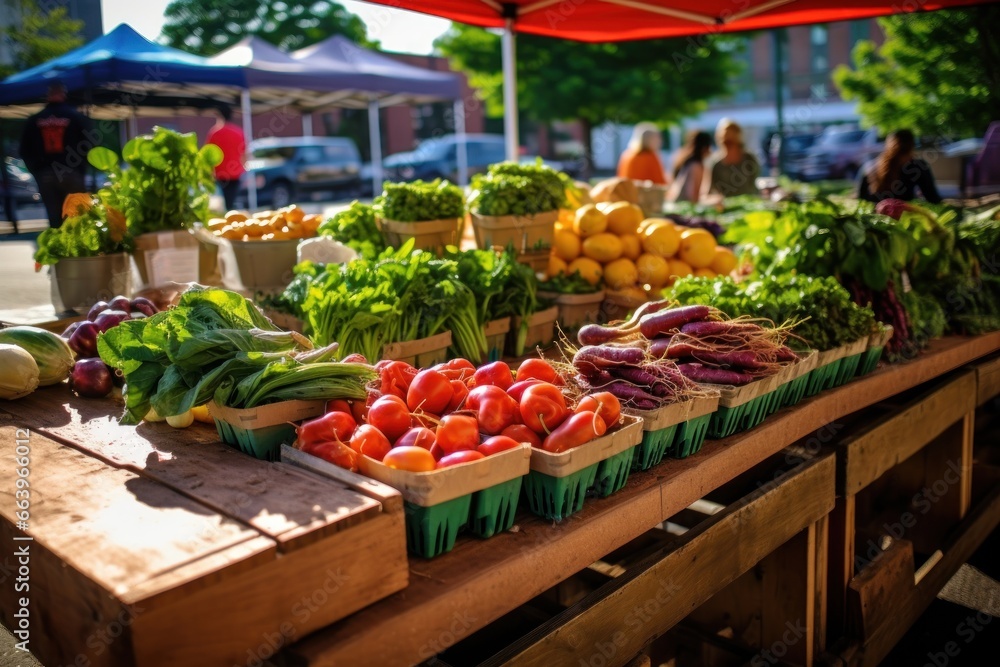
792;127;883;181
383;134;507;183
238;137;362;208
1;157;40;214
769;133;818;179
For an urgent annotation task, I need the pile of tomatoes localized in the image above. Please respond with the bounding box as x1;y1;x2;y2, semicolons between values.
294;357;623;473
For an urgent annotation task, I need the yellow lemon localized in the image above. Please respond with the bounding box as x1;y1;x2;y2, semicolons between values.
548;254;568;278
604;202;644;235
582;233;624;263
615;285;648;303
553;229;582;261
642;224;681;258
573;204;608;238
667;259;694;285
636;253;670;288
619;233;642;261
567;257;603;286
557;208;575;229
603;258;639;290
638;217;672;235
677;228;716;268
709;246;738;276
693;268;716;279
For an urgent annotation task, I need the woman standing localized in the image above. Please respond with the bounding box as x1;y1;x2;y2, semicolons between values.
667;130;712;203
705;119;760;198
857;129;941;203
617;122;668;185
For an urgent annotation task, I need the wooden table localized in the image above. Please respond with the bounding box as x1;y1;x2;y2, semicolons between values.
287;333;1000;667
1;333;998;667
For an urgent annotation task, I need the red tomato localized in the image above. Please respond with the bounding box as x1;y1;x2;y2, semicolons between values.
341;353;369;364
376;360;418;399
478;435;523;456
367;395;411;442
576;392;621;427
297;410;357;447
506;379;542;403
437;450;485;468
395;427;436;450
407;369;453;414
476;390;519;436
470;361;513;390
501;424;543;449
436;413;479;455
516;358;561;385
304;441;359;471
349;424;391;461
519;383;569;435
326;399;352;415
446;379;468;412
383;446;436;472
433;358;476;382
429;443;446;461
542;411;607;453
465;384;506;411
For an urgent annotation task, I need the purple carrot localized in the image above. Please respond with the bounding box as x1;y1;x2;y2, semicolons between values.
679;320;763;336
612;366;665;388
639;305;713;339
648;336;672;358
775;346;797;362
604;380;662;406
574;345;646;368
689;349;768;370
678;363;754;386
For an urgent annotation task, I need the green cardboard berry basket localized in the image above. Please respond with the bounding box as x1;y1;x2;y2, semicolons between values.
484;317;512;363
525;415;643;521
778;350;819;409
208;399;327;461
629;393;721;469
703;354;809;439
358;443;531;558
803;338;866;398
857;325;894;378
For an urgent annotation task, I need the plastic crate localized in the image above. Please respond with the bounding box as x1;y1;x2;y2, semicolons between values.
523;464;599;521
670;413;713;458
209;399;326;462
404;495;472;559
632;424;679;471
591;445;638;497
469;477;523;538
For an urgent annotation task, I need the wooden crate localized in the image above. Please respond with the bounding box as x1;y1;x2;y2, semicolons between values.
0;390;408;667
825;368;1000;665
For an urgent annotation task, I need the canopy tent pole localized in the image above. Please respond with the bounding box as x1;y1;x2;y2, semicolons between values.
302;113;313;137
454;98;469;186
502;18;519;162
368;97;383;196
128;111;138;139
241;89;257;211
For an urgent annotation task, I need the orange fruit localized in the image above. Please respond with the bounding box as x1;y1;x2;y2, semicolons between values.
636;253;670;288
667;259;694;285
603;258;639;289
548;254;568;278
553;230;582;261
573;205;607;237
567;257;603;286
693;268;716;279
619;233;642;261
603;202;644;235
582;233;624;263
642;224;681;258
677;228;716;268
709;246;738;275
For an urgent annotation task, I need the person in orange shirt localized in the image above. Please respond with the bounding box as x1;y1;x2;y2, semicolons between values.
617;122;669;185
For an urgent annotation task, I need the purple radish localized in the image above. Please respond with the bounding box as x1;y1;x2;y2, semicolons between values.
87;300;109;322
130;296;158;317
677;363;754;386
70;359;113;398
108;295;132;312
639;305;713;339
69;321;100;358
93;310;130;333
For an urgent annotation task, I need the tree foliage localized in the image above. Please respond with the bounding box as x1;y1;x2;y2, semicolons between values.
161;0;375;56
834;6;1000;138
435;25;741;152
0;0;84;77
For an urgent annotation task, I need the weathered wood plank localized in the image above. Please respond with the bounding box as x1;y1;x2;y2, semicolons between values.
826;495;856;642
845;539;915;641
839;371;977;496
0;391;382;552
975;354;1000;406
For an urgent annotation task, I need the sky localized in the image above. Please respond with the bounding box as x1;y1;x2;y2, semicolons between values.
99;0;453;55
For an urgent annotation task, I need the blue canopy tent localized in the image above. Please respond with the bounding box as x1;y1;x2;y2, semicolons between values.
0;24;245;119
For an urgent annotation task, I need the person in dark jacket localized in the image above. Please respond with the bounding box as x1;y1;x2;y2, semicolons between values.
18;82;89;227
857;129;942;203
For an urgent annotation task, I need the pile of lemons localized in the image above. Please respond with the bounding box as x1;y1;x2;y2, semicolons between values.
549;202;738;298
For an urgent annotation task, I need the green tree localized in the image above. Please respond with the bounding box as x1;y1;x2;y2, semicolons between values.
436;25;741;169
834;6;1000;138
161;0;375;56
0;0;84;77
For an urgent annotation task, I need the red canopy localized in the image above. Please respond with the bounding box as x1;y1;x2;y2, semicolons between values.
365;0;996;41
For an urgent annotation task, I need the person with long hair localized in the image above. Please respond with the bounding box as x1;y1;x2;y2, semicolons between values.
667;130;712;203
858;129;941;203
617;122;668;185
704;118;760;198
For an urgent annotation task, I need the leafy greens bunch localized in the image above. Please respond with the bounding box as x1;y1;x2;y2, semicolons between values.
88;127;223;236
374;179;465;222
98;286;374;424
317;201;385;257
468;161;567;217
34;194;133;265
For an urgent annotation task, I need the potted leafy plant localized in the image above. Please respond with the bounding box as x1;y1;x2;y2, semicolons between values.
468;161;566;259
373;179;465;253
33;194;133;314
87;127;223;286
